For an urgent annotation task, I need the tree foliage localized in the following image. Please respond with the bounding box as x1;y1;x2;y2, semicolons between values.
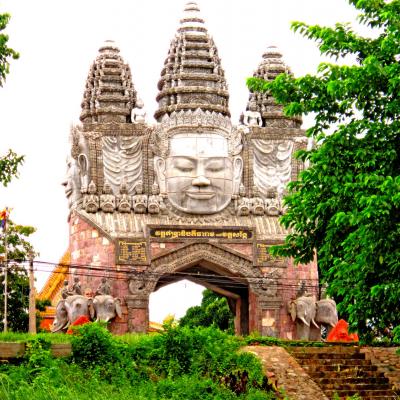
0;220;36;332
0;11;19;87
0;150;24;186
0;11;23;185
247;0;400;341
179;289;234;333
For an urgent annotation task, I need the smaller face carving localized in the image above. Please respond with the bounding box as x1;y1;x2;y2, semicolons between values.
62;156;81;208
158;133;241;214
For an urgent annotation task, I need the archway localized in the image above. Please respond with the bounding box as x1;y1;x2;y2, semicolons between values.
147;242;258;335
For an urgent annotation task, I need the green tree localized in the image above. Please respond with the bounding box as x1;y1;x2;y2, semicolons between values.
248;0;400;341
0;219;36;331
0;10;19;87
0;10;23;183
179;289;234;333
0;150;24;186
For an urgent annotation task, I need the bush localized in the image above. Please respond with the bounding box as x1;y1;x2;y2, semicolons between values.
0;325;278;399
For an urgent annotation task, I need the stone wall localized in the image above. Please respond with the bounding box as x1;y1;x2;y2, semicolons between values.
361;347;400;391
243;346;328;400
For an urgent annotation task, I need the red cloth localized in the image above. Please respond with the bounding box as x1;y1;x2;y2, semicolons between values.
327;319;359;342
66;315;90;334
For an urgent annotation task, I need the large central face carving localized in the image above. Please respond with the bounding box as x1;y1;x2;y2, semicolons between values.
156;132;242;214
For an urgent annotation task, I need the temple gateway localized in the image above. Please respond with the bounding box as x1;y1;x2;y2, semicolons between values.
44;2;320;338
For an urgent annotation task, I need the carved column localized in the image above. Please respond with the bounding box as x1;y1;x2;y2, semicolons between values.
253;276;283;337
125;294;149;333
125;272;152;333
258;296;283;337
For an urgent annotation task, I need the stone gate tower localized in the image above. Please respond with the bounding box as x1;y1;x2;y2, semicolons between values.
61;2;318;337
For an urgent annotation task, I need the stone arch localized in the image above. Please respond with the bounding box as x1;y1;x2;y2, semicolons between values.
127;242;262;335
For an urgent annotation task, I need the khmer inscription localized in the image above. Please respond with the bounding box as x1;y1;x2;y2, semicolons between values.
149;227;253;240
116;239;148;265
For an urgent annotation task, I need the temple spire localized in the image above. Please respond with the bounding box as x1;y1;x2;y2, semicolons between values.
243;45;301;128
80;40;138;124
154;2;230;121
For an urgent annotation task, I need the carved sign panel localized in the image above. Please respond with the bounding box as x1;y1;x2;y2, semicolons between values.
255;242;287;267
116;239;149;265
149;226;253;241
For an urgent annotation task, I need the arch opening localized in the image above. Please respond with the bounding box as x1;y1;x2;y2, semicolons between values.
151;260;250;335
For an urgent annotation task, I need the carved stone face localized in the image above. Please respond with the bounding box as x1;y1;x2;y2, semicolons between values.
156;133;242;214
62;156;81;208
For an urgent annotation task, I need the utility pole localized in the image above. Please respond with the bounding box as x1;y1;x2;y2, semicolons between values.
3;217;8;333
28;253;36;334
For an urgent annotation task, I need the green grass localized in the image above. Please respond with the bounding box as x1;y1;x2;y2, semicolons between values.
0;332;72;343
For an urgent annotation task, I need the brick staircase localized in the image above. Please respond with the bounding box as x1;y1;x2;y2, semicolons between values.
287;346;399;399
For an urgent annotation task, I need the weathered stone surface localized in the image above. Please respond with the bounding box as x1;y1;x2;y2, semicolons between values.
243;346;328;400
361;347;400;391
289;346;399;399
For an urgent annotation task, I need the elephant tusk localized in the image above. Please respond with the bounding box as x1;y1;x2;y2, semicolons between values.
311;318;320;329
300;317;310;327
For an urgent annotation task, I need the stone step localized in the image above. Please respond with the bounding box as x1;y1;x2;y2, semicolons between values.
318;382;392;391
289;346;361;355
314;377;390;386
291;352;366;360
299;358;372;366
324;389;398;398
310;369;384;379
303;363;379;372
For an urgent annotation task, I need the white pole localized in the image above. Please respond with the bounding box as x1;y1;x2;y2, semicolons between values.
28;255;36;334
3;217;7;333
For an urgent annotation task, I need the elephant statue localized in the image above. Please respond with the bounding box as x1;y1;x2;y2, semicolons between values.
91;295;122;322
288;296;338;340
312;298;338;340
51;295;94;333
288;296;319;340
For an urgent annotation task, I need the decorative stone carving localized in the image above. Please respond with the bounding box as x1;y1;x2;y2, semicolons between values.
235;183;250;216
83;180;99;213
131;97;146;123
253;269;283;301
128;273;147;294
62;125;90;211
62;156;83;209
265;187;281;216
61;280;73;299
153;110;243;215
250;186;265;215
80;40;136;124
92;295;122;322
102;134;143;195
117;182;132;212
100;181;116;212
95;277;112;296
147;183;166;214
252;140;293;199
148;242;261;294
243;100;262;127
132;181;147;213
70;276;82;295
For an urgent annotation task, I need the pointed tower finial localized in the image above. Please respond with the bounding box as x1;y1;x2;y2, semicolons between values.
154;2;230;121
80;41;140;124
242;45;302;128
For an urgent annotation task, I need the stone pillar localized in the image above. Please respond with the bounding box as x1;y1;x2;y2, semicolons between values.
258;298;283;337
125;295;149;333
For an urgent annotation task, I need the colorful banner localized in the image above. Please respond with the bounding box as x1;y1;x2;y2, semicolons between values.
0;207;10;229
